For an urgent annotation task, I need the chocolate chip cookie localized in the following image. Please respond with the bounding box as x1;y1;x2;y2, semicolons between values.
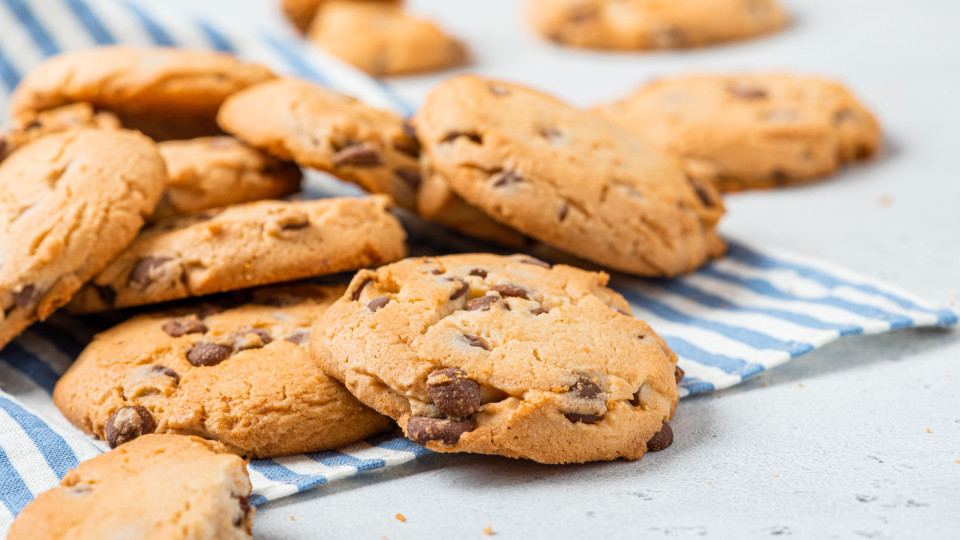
218;78;421;210
54;283;393;457
312;254;681;464
0;102;121;162
308;2;467;76
153;136;302;221
529;0;788;50
594;73;882;191
413;75;726;277
9;46;275;140
8;434;255;540
281;0;401;33
0;129;167;350
67;196;407;312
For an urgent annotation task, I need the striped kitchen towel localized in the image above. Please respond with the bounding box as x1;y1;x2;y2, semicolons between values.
0;0;956;533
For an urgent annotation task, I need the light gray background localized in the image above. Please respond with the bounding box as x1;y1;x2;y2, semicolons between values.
165;1;960;538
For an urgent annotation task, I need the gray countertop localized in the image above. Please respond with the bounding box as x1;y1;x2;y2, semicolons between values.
168;1;960;537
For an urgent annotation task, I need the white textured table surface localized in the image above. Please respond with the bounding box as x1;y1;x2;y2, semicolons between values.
169;1;960;538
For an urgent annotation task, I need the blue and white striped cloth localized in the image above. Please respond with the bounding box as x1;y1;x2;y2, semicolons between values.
0;0;956;533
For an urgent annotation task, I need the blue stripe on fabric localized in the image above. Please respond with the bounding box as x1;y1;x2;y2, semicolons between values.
0;42;21;90
727;242;958;324
620;289;814;356
0;395;79;478
196;20;235;53
62;0;115;44
122;1;175;46
2;0;60;55
262;33;328;84
248;458;330;491
376;436;432;456
699;266;916;329
307;449;360;467
0;445;32;515
663;336;763;377
248;493;267;506
0;343;60;394
678;375;715;395
651;279;864;336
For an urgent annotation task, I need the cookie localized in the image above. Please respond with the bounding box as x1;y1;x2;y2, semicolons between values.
412;75;725;277
218;78;421;210
7;434;254;540
54;283;393;458
282;0;402;33
312;254;681;463
594;74;882;192
308;2;467;76
0;102;121;162
529;0;787;50
152;136;302;221
67;196;407;312
0;129;167;350
9;46;275;140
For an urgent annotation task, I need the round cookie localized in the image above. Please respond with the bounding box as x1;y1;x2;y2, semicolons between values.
308;2;467;76
312;254;682;464
0;129;167;350
0;102;121;162
54;284;393;458
594;73;882;192
218;78;421;210
8;434;254;540
528;0;787;50
282;0;401;34
9;46;275;140
67;196;407;312
152;136;302;221
412;75;726;277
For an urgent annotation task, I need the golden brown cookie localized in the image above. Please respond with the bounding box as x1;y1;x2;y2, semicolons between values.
281;0;401;33
152;136;302;221
0;129;167;350
67;196;407;312
8;46;275;140
312;254;681;464
529;0;788;50
8;434;255;540
594;73;882;191
54;283;393;458
0;103;121;162
308;2;467;76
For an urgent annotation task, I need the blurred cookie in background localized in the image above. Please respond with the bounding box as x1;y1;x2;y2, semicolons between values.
282;0;401;34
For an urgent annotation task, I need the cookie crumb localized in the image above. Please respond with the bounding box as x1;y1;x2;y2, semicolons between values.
760;382;766;388
797;382;803;388
878;195;893;207
483;524;494;535
926;428;931;434
291;516;295;521
395;513;406;523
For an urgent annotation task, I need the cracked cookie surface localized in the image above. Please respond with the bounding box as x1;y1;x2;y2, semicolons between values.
0;129;166;350
67;196;407;312
413;75;726;277
312;254;681;464
529;0;787;50
54;284;392;458
9;46;274;140
594;73;882;192
8;434;255;540
0;103;121;163
218;78;421;210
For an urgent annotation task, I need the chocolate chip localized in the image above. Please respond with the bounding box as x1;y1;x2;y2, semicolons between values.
675;366;685;385
95;285;116;307
629;386;644;408
558;202;569;221
105;405;155;448
333;144;382;167
281;219;310;230
771;169;791;182
394;123;421;157
463;333;489;350
539;127;562;141
646;421;674;452
446;277;469;300
368;296;391;312
570;376;601;399
834;109;857;124
427;368;481;417
441;132;482;144
406;416;475;445
12;284;40;308
402;119;418;140
284;331;310;345
490;170;523;188
129;256;172;288
687;177;715;208
531;306;548;316
231;327;272;351
351;278;373;301
727;82;768;100
563;412;604;424
161;317;207;337
429;268;444;275
394;167;422;190
490;284;529;299
468;268;487;278
151;365;180;385
519;257;550;268
465;295;499;311
488;84;510;96
186;342;232;367
0;137;7;160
